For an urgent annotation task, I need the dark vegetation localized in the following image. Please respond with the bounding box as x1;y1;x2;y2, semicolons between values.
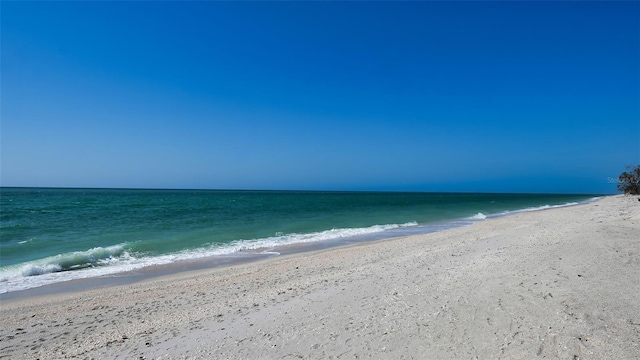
618;164;640;195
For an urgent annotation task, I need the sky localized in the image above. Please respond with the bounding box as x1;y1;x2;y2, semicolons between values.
1;1;639;194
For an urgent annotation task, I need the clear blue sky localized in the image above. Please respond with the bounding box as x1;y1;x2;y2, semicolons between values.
2;1;638;193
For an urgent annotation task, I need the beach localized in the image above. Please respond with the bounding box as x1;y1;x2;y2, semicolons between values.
1;195;638;359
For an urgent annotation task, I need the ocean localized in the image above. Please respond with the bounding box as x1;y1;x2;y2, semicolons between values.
0;188;597;294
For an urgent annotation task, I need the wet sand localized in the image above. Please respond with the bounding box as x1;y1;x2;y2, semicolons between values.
1;195;638;359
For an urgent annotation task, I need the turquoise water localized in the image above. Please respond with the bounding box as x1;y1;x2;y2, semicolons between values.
0;188;596;293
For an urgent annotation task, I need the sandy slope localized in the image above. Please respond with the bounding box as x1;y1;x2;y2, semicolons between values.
1;195;639;359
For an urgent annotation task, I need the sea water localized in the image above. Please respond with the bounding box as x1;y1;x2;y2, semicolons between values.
0;188;597;294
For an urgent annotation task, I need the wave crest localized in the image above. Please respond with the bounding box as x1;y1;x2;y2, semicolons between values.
20;263;62;277
1;245;129;282
0;223;418;294
469;213;487;220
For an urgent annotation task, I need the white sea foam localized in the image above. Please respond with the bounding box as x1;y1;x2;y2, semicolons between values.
0;222;419;294
19;263;62;277
494;201;586;217
469;213;487;220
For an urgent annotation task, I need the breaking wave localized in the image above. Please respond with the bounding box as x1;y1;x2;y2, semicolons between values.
0;222;419;294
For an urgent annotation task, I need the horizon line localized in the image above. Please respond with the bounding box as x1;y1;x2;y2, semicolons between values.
0;185;611;196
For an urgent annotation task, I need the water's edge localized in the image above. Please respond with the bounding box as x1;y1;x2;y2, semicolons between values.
0;197;602;301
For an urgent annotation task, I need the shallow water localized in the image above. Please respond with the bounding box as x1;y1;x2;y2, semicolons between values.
0;188;596;293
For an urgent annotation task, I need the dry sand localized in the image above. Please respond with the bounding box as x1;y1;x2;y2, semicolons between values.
1;195;639;359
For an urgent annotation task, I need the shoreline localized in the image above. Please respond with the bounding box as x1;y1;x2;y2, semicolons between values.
0;196;599;300
0;218;469;302
1;195;638;359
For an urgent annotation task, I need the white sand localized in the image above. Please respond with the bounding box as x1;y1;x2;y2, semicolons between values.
1;195;639;359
